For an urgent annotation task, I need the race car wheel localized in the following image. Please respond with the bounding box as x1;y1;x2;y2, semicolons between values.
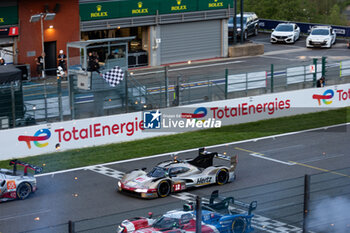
157;180;171;198
17;182;32;200
231;217;246;233
216;169;229;185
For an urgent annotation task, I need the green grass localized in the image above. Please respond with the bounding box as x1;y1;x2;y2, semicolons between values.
1;108;349;173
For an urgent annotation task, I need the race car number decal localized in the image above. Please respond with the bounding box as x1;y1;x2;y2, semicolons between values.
7;180;16;191
173;183;182;191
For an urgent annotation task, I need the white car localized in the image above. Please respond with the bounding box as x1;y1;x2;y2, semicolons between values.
271;23;300;44
306;26;336;48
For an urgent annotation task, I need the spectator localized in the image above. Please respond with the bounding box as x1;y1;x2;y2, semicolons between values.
35;53;45;78
0;57;5;65
57;50;67;76
87;52;100;74
317;76;325;88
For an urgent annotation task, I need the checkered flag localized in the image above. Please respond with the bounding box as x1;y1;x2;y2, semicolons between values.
102;66;124;87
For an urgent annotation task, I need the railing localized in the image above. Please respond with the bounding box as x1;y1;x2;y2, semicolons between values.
2;57;350;129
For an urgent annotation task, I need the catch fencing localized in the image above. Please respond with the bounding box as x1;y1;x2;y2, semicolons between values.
1;57;350;129
21;167;350;233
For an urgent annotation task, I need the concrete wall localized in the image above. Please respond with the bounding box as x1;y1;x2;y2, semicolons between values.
228;43;264;57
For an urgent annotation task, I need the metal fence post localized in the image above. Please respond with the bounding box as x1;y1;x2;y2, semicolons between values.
44;79;48;121
69;75;75;120
313;58;317;87
270;64;274;93
165;66;169;107
245;73;248;96
125;70;128;113
68;220;75;233
303;174;310;233
340;61;342;78
225;68;228;99
57;76;63;121
10;82;16;128
196;195;202;233
322;56;326;78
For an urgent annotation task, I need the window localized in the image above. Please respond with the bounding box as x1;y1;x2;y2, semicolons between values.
169;167;190;176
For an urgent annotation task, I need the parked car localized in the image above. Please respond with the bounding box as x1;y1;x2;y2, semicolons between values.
270;23;300;44
0;160;42;202
228;12;259;41
117;148;237;198
306;26;336;48
117;190;257;233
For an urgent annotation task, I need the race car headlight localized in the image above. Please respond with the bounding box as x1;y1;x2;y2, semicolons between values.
117;225;126;233
135;188;148;193
287;34;293;38
117;181;121;187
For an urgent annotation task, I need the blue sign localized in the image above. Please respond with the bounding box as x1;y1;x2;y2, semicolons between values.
143;110;161;129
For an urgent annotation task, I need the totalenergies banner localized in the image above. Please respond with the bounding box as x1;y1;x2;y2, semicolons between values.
0;84;349;160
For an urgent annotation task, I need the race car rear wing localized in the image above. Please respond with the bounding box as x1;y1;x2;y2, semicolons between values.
188;148;237;171
206;190;257;216
9;160;43;176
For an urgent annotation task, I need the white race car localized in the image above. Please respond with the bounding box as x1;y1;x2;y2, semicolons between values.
117;148;237;198
306;26;336;48
0;160;42;202
270;23;300;44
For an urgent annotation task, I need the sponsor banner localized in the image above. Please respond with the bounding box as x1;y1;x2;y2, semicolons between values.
0;6;18;26
1;84;350;160
79;0;230;21
1;112;170;160
259;19;350;37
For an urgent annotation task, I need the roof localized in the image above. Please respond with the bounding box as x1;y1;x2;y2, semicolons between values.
0;65;21;84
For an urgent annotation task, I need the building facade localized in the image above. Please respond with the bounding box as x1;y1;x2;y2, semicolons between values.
1;0;230;76
18;0;80;76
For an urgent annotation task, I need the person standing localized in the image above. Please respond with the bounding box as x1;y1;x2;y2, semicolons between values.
57;50;67;76
35;53;44;78
87;51;100;74
317;76;325;88
0;57;5;65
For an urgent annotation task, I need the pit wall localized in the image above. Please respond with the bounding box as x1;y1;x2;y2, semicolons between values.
1;83;349;160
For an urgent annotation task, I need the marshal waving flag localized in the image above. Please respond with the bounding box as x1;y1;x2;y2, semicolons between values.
102;66;124;87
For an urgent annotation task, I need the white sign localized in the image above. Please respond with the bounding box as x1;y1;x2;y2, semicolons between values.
1;83;350;160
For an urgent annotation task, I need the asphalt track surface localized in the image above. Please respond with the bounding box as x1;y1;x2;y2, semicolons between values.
1;123;349;233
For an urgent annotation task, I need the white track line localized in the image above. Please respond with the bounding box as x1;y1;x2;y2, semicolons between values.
249;153;296;166
35;122;349;177
133;61;244;76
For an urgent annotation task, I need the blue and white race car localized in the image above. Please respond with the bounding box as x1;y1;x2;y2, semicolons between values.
117;190;257;233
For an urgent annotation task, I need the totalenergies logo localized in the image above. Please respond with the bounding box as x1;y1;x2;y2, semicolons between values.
312;89;334;105
181;107;207;120
18;129;51;149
